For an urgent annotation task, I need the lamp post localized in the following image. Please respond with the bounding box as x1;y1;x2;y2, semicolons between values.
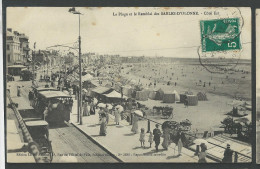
32;42;36;86
69;7;83;125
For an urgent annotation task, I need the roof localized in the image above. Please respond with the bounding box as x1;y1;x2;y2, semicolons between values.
104;90;127;98
25;120;48;127
38;90;71;99
91;86;112;94
33;86;58;92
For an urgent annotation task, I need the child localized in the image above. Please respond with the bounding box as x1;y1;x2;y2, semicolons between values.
139;128;145;148
148;131;153;148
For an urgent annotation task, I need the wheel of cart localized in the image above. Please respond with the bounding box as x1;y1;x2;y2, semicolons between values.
25;120;53;163
162;106;173;119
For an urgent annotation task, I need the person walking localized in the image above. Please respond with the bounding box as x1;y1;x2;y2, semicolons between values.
43;107;49;121
131;114;139;134
99;114;107;136
90;101;95;115
98;107;105;124
176;129;186;156
222;144;233;163
114;107;120;125
161;128;171;150
198;143;207;163
184;97;188;108
148;131;153;148
83;101;90;116
17;86;21;97
153;124;162;152
28;90;34;106
139;128;146;148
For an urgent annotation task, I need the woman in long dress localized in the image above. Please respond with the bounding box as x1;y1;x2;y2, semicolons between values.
131;114;139;134
99;114;107;136
83;101;89;116
162;128;171;150
114;108;120;125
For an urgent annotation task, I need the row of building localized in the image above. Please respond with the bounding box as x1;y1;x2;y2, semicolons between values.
6;28;30;66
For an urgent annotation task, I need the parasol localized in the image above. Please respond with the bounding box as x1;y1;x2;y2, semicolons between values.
106;104;113;110
93;98;98;105
115;105;124;112
97;103;106;108
132;110;143;117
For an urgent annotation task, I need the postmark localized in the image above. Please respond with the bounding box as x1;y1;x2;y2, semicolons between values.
198;9;246;74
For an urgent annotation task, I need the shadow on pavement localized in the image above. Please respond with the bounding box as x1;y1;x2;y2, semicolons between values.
88;124;99;127
124;133;137;136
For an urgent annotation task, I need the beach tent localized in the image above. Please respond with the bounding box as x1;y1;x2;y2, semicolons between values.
163;93;175;103
143;88;152;96
136;91;149;101
187;95;198;106
103;90;126;103
149;91;157;100
90;86;114;98
123;85;133;97
82;74;93;81
173;90;180;101
197;92;208;101
155;88;164;100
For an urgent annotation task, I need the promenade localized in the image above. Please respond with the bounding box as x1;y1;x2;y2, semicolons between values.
70;97;216;163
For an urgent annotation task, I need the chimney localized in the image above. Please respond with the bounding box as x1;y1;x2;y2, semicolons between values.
7;28;12;32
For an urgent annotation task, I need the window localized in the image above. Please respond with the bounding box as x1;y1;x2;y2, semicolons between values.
7;54;10;62
7;45;10;50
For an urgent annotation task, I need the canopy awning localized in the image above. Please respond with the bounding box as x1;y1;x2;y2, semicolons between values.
104;90;127;99
39;90;72;99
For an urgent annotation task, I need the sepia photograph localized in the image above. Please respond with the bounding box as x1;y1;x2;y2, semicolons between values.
5;7;252;163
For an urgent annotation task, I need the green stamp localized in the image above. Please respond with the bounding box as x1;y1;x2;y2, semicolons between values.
200;18;241;52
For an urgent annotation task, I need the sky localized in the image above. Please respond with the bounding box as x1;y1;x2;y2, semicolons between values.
7;7;251;58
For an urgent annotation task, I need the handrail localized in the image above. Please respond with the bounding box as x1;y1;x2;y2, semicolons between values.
7;90;47;163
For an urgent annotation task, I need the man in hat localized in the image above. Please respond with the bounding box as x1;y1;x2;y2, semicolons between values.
222;144;233;163
153;124;162;152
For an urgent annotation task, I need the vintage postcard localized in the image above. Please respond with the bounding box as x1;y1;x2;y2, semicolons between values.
5;7;251;163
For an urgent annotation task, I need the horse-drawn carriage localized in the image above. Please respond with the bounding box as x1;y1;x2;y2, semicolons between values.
221;116;252;142
25;120;53;162
153;106;173;119
162;120;193;147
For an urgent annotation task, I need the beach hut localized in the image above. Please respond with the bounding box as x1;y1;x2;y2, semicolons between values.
155;88;164;100
197;92;208;101
179;94;187;103
136;91;149;101
163;93;175;103
187;95;198;106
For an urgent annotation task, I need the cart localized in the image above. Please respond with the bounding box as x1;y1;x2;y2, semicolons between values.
25;120;53;163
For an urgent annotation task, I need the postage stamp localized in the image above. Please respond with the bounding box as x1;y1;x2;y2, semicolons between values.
200;18;241;52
